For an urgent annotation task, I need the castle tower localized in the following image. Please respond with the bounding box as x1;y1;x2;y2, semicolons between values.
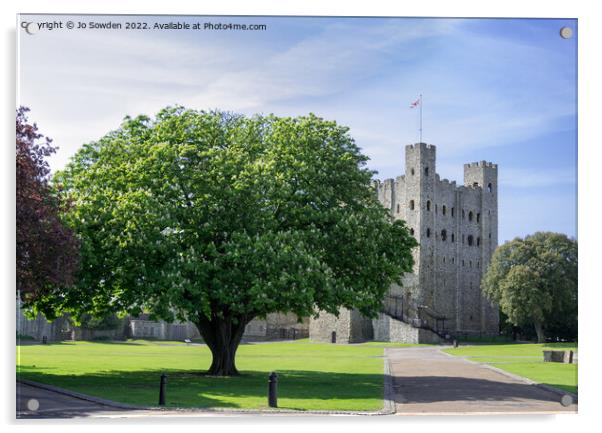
404;143;437;308
463;161;499;334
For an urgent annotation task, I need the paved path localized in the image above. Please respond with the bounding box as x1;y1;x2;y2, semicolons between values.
17;382;127;418
387;346;577;415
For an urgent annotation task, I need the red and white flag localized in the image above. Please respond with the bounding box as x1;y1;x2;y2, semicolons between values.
410;98;421;108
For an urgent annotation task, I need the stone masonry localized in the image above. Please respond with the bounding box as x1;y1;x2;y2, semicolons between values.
310;142;499;343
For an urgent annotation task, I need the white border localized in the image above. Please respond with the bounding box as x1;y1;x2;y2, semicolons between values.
4;1;600;432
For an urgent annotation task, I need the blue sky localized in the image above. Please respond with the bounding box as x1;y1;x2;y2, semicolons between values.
18;15;577;243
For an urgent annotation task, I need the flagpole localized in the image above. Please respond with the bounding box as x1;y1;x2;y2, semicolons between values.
419;94;423;143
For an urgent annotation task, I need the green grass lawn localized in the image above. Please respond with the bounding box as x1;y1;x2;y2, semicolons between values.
16;339;419;411
443;343;578;394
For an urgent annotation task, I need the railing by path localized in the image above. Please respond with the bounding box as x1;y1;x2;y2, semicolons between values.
380;294;450;340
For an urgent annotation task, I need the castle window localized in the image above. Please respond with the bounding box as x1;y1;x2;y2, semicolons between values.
488;182;493;193
473;182;479;187
411;168;415;175
442;205;446;215
462;234;465;244
468;211;473;222
462;209;465;219
477;213;481;223
477;237;481;246
410;228;414;236
426;228;431;238
452;257;455;264
396;204;400;213
441;229;447;242
489;233;491;239
435;204;438;214
443;257;446;263
410;200;415;210
426;200;431;211
467;235;474;246
462;260;465;267
477;261;480;268
451;233;455;243
425;167;429;176
488;210;491;216
451;207;455;217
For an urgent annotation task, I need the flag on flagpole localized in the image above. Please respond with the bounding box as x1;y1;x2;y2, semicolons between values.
410;98;420;108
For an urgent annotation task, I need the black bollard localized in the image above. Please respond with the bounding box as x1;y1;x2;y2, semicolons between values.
158;373;167;406
268;372;278;408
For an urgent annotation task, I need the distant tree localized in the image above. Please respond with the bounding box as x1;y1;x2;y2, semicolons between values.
16;107;79;303
43;107;417;375
483;232;577;343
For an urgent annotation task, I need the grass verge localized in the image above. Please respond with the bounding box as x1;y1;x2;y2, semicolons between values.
443;342;577;394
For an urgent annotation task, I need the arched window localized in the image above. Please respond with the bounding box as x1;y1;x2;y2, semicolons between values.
477;237;481;246
451;233;455;243
426;228;431;238
411;168;415;175
488;182;493;193
477;261;480;268
441;229;447;242
452;257;455;264
425;167;429;176
426;200;431;211
451;207;455;217
443;257;446;263
442;205;446;215
468;211;473;222
467;235;474;246
477;213;481;223
410;200;415;210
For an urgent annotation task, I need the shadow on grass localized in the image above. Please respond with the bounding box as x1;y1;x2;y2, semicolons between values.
16;340;155;347
17;366;384;410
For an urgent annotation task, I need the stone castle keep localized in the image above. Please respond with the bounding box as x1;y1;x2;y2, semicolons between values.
310;142;500;343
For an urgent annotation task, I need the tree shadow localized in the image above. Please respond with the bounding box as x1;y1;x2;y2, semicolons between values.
16;367;385;411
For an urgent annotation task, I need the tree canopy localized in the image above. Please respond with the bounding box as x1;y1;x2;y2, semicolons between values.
41;107;416;375
16;107;79;302
482;232;577;342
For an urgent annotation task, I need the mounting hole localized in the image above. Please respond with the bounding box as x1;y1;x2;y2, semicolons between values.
560;27;573;39
27;398;39;411
560;394;573;406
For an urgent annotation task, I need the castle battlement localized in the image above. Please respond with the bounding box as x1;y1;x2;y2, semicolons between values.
464;161;497;169
406;142;437;151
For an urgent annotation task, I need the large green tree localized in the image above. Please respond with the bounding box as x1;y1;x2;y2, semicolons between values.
40;107;416;375
482;232;577;343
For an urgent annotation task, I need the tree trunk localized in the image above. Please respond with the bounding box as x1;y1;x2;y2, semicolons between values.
196;314;250;376
533;321;545;343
